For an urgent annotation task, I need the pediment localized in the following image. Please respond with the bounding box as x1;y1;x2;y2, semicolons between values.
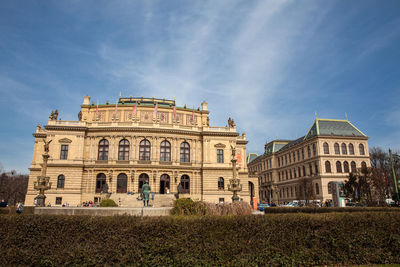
58;138;72;143
214;143;226;148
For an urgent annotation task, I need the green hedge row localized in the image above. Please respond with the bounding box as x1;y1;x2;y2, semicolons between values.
1;212;400;266
263;207;400;214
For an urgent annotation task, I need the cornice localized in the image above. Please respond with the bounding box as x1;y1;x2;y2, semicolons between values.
83;163;202;170
202;131;239;137
33;133;47;138
237;140;248;145
88;127;201;136
45;125;87;131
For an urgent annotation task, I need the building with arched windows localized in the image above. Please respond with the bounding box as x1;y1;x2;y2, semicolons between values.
25;96;257;206
248;118;370;205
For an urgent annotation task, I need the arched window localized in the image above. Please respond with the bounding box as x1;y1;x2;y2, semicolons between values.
118;139;130;160
336;161;342;173
180;175;190;194
98;139;109;160
57;174;65;188
139;139;151;160
343;161;349;173
218;177;224;190
349;143;354;155
160;140;171;162
315;183;320;195
138;173;149;192
307;146;311;157
334;143;340;155
351;161;357;173
312;143;317;155
323;142;329;154
325;161;331;173
303;165;306;176
361;161;367;170
359;144;365;155
95;173;106;193
180;142;190;162
117;173;127;193
341;143;347;155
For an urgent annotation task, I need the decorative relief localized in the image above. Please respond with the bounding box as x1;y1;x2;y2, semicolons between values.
58;138;72;143
214;143;226;148
185;114;197;125
158;112;169;124
141;111;153;123
93;111;106;122
175;113;184;124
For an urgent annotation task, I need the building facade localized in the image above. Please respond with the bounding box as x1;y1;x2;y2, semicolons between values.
248;118;370;204
25;96;257;206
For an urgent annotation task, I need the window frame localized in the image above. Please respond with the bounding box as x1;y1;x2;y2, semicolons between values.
217;149;224;163
60;145;68;160
118;139;130;161
98;139;109;160
218;177;224;190
57;174;65;189
160;140;171;162
139;139;151;161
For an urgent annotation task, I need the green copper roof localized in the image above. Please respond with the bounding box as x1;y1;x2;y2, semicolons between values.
305;119;366;139
247;153;259;163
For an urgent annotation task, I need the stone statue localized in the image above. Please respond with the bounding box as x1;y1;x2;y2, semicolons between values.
177;183;183;194
49;109;59;120
36;124;42;132
141;182;151;207
228;117;236;128
43;139;52;153
231;145;236;159
206;117;210;126
78;111;82;121
102;182;109;194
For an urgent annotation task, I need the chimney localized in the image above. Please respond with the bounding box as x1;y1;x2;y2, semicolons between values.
83;95;91;105
201;101;208;111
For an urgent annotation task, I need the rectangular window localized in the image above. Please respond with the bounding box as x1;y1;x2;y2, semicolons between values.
302;148;305;160
217;149;224;163
60;145;68;160
56;197;62;205
293;152;296;162
289;154;291;164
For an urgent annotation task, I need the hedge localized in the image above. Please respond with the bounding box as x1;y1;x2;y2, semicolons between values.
99;198;118;207
171;198;252;215
263;207;400;214
1;212;399;266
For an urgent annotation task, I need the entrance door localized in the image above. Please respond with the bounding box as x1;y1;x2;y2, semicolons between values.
160;174;170;194
249;181;254;205
138;173;149;192
117;173;127;193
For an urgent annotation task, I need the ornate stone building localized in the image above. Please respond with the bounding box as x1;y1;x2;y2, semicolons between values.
25;96;257;206
248;118;370;204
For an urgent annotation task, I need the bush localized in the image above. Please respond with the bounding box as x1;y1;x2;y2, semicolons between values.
99;199;118;207
0;212;399;266
171;199;252;216
263;207;400;214
171;198;207;215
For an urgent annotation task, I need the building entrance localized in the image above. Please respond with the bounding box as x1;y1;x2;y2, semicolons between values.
160;174;170;194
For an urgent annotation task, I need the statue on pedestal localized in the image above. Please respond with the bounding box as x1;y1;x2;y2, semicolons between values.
141;182;151;207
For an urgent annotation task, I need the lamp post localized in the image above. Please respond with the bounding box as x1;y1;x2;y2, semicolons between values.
33;140;53;207
228;145;242;202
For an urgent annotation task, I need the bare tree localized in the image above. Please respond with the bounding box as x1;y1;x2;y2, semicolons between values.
0;171;29;205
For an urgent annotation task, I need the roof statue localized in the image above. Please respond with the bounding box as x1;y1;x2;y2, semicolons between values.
228;117;236;128
49;109;58;120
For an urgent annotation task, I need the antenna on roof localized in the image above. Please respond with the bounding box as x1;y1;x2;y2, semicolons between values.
345;112;348;120
119;91;122;98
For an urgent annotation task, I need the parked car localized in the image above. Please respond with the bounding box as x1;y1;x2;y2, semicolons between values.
257;203;270;211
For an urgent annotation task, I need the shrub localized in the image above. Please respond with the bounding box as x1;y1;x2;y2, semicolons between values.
171;198;207;215
0;212;399;266
99;199;118;207
171;199;252;216
263;207;400;214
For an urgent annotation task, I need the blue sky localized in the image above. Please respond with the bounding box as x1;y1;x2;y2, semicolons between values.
0;0;399;173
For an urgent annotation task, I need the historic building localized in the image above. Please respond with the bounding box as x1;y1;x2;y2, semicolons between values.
248;118;370;204
25;96;257;206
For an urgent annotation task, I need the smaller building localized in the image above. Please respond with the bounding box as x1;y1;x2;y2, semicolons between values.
248;118;370;204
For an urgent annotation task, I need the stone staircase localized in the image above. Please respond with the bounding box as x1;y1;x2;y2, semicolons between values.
110;193;175;208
